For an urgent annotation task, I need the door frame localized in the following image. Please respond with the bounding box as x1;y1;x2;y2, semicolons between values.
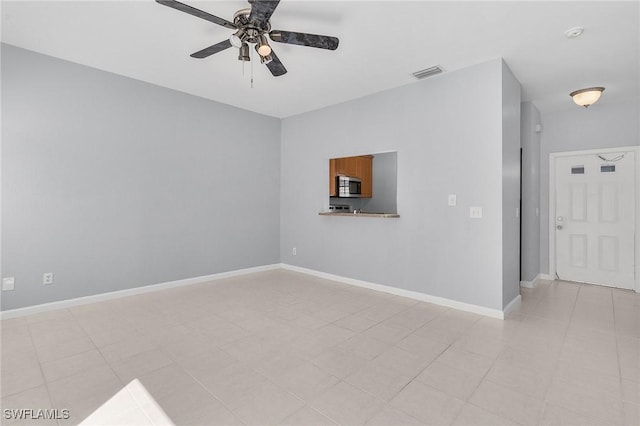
549;146;640;292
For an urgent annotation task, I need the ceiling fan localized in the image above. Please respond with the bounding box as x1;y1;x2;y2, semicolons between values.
156;0;339;77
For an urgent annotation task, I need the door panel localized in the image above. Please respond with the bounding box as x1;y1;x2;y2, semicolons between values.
569;234;588;268
555;151;635;289
598;183;618;223
598;236;618;272
570;183;587;221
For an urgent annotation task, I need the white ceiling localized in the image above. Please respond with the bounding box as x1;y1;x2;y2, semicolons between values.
2;1;638;118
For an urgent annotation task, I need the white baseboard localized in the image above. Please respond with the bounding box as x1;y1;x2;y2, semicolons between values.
520;273;553;289
520;274;540;289
520;280;533;288
2;263;520;321
503;294;522;317
281;264;509;319
0;264;281;320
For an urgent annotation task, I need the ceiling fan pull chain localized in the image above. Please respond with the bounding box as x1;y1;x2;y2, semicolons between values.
250;46;254;88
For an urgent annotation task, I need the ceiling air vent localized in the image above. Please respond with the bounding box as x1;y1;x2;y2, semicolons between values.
412;65;444;80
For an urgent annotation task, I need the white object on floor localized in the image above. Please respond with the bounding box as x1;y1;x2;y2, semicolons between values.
79;379;174;426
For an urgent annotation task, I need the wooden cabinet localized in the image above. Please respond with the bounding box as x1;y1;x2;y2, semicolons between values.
357;156;373;198
329;155;373;198
335;157;358;177
329;159;337;196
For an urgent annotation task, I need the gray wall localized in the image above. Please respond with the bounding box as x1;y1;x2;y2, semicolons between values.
1;44;281;310
539;98;640;275
501;61;522;308
281;59;516;311
520;102;541;282
2;45;526;314
362;152;397;214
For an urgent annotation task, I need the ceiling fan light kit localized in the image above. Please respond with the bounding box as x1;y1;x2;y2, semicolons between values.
230;29;246;48
238;43;251;62
156;0;339;77
256;34;272;57
259;53;273;65
570;87;605;108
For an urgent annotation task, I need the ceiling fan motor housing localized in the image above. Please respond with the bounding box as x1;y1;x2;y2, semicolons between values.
233;8;270;44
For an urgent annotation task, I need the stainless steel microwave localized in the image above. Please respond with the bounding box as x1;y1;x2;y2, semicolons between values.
337;176;361;197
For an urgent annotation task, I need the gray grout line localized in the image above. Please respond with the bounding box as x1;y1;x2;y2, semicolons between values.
24;318;62;426
611;286;628;412
536;280;585;423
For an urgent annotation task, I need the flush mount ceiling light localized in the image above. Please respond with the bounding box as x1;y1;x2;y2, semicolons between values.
570;87;605;108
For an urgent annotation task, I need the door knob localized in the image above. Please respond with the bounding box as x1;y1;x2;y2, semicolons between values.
556;225;563;230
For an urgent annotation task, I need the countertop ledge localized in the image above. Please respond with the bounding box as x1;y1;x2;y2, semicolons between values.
319;212;400;218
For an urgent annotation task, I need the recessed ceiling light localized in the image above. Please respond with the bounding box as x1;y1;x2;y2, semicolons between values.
565;27;584;38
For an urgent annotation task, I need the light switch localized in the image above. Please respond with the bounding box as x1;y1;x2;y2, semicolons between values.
448;194;457;206
469;206;483;218
43;273;54;285
516;207;519;218
2;277;15;291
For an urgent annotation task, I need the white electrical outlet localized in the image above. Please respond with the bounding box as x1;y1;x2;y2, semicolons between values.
292;247;297;256
469;206;483;218
43;273;54;285
2;277;15;291
448;194;457;206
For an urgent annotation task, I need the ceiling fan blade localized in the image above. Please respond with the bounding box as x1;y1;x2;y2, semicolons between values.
248;0;280;29
156;0;236;30
265;50;287;77
269;30;339;50
190;39;233;59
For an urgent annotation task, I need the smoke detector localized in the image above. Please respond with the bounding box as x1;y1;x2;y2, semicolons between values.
565;27;584;38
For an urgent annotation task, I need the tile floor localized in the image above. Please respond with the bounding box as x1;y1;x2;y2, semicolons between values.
1;269;639;425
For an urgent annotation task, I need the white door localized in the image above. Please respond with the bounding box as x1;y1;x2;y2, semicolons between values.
555;151;636;289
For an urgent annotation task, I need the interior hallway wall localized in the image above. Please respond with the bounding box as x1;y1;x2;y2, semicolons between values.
501;61;522;308
520;102;541;283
